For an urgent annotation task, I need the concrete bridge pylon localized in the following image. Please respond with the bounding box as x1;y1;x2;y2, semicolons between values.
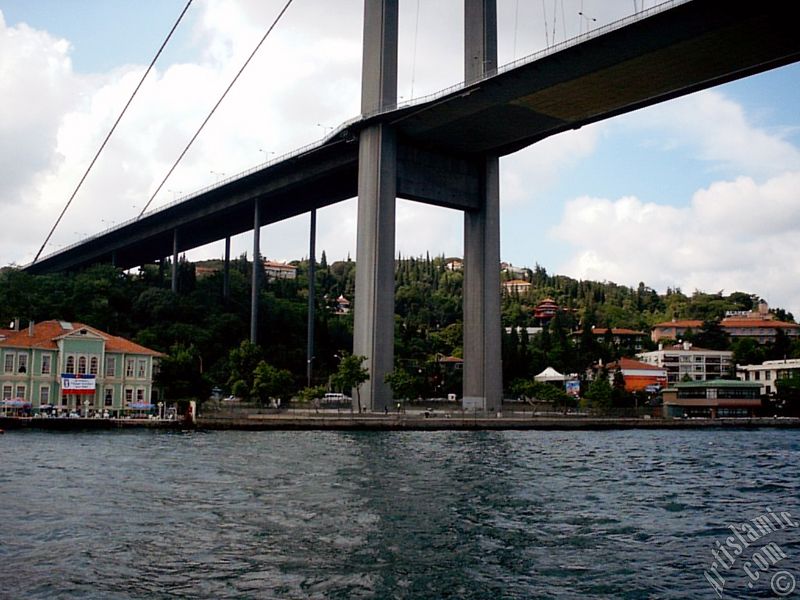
353;0;502;412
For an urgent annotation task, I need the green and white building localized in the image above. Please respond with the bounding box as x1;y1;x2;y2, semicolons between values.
0;320;162;415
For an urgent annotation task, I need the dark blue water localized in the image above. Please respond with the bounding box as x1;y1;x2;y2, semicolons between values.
1;429;799;599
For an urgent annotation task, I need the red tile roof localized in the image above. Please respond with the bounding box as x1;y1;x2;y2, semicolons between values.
503;279;530;285
720;318;799;329
0;320;162;356
608;357;666;371
439;356;464;363
652;320;703;328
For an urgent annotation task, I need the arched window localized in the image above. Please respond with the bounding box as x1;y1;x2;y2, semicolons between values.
78;356;87;375
90;357;98;375
66;356;75;374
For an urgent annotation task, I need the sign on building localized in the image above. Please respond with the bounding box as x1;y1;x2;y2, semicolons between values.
61;374;96;394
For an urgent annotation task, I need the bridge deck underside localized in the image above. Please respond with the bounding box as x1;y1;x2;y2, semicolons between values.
387;1;800;156
25;0;800;274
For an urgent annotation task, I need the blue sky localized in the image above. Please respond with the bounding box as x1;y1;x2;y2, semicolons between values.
1;0;799;315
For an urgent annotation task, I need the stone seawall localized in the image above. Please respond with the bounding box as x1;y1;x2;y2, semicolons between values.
197;415;800;431
0;417;183;431
3;415;799;432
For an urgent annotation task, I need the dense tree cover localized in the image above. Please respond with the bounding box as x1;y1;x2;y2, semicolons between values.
774;372;800;415
1;257;798;403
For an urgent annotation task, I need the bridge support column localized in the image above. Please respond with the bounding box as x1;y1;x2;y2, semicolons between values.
251;201;261;344
171;229;179;293
463;0;502;412
223;236;231;301
353;0;398;413
463;159;502;412
307;209;316;387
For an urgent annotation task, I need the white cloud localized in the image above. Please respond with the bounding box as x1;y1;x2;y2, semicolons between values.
501;125;601;206
3;0;799;324
552;171;800;315
621;90;800;178
550;83;800;316
1;0;596;268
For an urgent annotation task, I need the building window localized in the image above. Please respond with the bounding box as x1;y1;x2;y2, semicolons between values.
78;356;87;375
66;355;75;374
755;372;761;381
104;388;113;407
4;354;13;374
137;359;146;379
40;386;50;405
90;357;98;376
41;354;51;375
136;389;145;402
126;359;135;377
765;371;771;381
17;354;28;373
2;385;11;400
15;385;25;399
105;356;116;378
61;394;68;407
125;388;133;403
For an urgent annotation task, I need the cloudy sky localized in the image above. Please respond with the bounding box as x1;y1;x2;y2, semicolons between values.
2;0;799;315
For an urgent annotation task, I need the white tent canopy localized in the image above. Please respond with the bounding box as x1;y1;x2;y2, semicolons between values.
534;367;566;382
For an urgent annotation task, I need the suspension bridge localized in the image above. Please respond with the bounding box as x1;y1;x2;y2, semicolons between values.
23;0;800;412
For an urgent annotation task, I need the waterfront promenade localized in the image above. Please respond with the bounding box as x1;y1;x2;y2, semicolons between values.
3;412;799;432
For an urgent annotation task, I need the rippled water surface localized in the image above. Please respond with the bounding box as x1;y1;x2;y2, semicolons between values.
1;429;799;599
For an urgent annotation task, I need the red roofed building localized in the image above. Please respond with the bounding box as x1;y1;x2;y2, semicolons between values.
606;357;668;392
650;319;703;343
0;320;163;416
263;260;297;281
502;279;531;295
651;316;799;345
533;298;559;323
719;318;799;345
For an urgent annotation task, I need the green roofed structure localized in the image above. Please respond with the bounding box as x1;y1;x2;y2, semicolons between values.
661;379;761;419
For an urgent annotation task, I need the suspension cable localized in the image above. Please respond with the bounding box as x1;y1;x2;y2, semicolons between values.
137;0;295;218
33;0;194;264
410;0;421;98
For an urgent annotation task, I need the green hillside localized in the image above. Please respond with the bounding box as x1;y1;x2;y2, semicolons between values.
1;255;797;400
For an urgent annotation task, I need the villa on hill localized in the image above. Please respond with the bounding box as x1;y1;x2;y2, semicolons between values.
263;260;297;281
651;302;800;344
502;279;531;295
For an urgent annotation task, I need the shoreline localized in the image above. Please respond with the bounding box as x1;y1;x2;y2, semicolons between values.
2;415;800;432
